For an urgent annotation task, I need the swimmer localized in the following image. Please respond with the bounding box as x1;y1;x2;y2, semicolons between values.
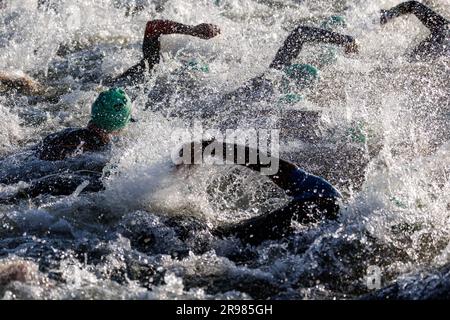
176;140;342;245
380;1;449;61
0;88;133;203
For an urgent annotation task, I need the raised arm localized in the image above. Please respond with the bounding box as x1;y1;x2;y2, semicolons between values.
142;20;220;67
175;140;341;202
269;26;357;70
380;1;449;33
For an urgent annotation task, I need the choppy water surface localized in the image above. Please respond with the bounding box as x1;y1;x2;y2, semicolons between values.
0;0;449;299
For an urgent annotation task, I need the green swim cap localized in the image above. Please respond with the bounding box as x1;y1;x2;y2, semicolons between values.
283;64;319;90
91;88;132;132
320;15;346;30
186;59;210;73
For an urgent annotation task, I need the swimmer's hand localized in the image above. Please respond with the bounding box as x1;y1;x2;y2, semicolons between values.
344;40;359;54
191;23;221;39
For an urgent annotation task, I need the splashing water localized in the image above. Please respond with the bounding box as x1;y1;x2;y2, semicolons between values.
0;0;449;299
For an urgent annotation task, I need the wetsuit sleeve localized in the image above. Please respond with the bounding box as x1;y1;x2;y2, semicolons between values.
113;20;218;85
0;172;104;204
141;20;171;68
269;26;355;70
380;1;449;33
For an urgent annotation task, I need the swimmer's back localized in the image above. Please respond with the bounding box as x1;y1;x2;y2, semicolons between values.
37;128;107;161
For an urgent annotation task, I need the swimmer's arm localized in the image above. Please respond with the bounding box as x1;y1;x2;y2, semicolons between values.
270;26;357;69
37;139;88;161
380;1;448;32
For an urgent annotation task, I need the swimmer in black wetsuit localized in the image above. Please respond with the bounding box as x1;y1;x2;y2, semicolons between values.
176;140;342;245
108;19;220;86
380;1;449;61
0;71;45;96
0;88;133;203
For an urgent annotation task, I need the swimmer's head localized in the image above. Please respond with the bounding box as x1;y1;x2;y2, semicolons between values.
186;59;210;73
320;15;346;30
91;88;132;132
278;93;303;104
282;64;319;91
316;16;347;67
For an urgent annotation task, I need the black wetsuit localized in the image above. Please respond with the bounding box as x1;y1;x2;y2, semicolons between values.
12;171;104;201
177;140;342;245
381;1;449;61
37;127;108;161
222;26;355;103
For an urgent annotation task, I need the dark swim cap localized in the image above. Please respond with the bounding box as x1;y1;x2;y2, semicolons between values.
91;88;132;132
